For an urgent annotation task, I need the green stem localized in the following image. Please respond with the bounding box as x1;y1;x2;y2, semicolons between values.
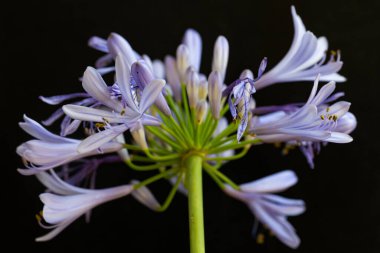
185;155;205;253
133;168;178;189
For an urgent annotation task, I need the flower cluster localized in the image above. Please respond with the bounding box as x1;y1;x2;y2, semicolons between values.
17;6;356;250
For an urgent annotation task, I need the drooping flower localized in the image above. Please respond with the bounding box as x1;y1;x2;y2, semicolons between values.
222;58;267;141
224;170;305;248
36;182;133;241
255;6;346;90
17;115;122;175
249;76;354;144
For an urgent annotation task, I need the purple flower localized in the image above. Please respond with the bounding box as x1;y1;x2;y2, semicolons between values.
63;55;166;153
250;76;354;144
224;170;305;248
17;116;122;175
255;6;345;90
36;180;133;241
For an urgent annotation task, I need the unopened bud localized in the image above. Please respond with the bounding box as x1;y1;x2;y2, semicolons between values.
212;36;229;82
176;44;191;83
186;69;199;108
208;71;223;119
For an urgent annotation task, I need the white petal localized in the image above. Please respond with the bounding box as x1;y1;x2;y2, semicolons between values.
131;180;161;210
327;132;353;143
250;202;301;248
212;36;229;82
240;170;298;193
82;67;123;111
107;33;137;67
115;55;138;112
183;29;202;71
20;115;75;143
63;104;125;123
260;195;306;216
139;79;166;113
78;124;128;153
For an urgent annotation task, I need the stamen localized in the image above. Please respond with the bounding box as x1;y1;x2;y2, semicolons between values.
256;233;265;244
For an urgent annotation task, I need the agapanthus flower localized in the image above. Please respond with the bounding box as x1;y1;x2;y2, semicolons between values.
16;5;356;252
62;58;166;153
249;76;354;144
36;176;133;242
255;6;346;90
224;170;305;248
17;115;122;175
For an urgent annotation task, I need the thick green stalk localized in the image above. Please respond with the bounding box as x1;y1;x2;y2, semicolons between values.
185;155;205;253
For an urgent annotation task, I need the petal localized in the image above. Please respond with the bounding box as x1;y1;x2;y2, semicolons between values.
240;170;298;193
95;54;114;68
310;81;336;105
260;195;306;216
77;124;128;153
107;33;137;67
212;36;229;82
326;132;353;143
131;180;161;210
152;59;165;79
88;36;109;53
141;114;162;126
19;115;75;143
139;79;166;113
62;104;125;123
35;219;76;242
249;202;301;248
39;93;89;105
182;28;202;71
82;67;123;111
115;54;138;112
164;55;181;101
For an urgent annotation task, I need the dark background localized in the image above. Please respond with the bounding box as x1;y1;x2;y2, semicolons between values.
2;0;380;252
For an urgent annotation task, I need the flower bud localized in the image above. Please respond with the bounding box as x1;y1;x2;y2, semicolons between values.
183;29;202;72
176;44;191;83
131;127;148;150
198;79;208;101
186;69;199;108
208;71;223;119
212;36;229;82
165;56;182;102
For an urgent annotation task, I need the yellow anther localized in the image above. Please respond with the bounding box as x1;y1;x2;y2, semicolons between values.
35;210;43;222
332;115;338;121
320;115;325;120
330;50;337;56
120;109;126;116
256;233;265;244
326;107;330;112
274;142;281;148
328;115;333;120
95;122;106;128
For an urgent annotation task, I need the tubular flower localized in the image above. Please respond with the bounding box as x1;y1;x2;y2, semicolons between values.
249;76;354;144
255;6;346;90
17;115;122;175
16;6;355;251
224;170;305;248
36;181;133;242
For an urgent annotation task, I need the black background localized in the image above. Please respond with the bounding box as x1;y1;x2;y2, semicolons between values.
2;0;380;252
